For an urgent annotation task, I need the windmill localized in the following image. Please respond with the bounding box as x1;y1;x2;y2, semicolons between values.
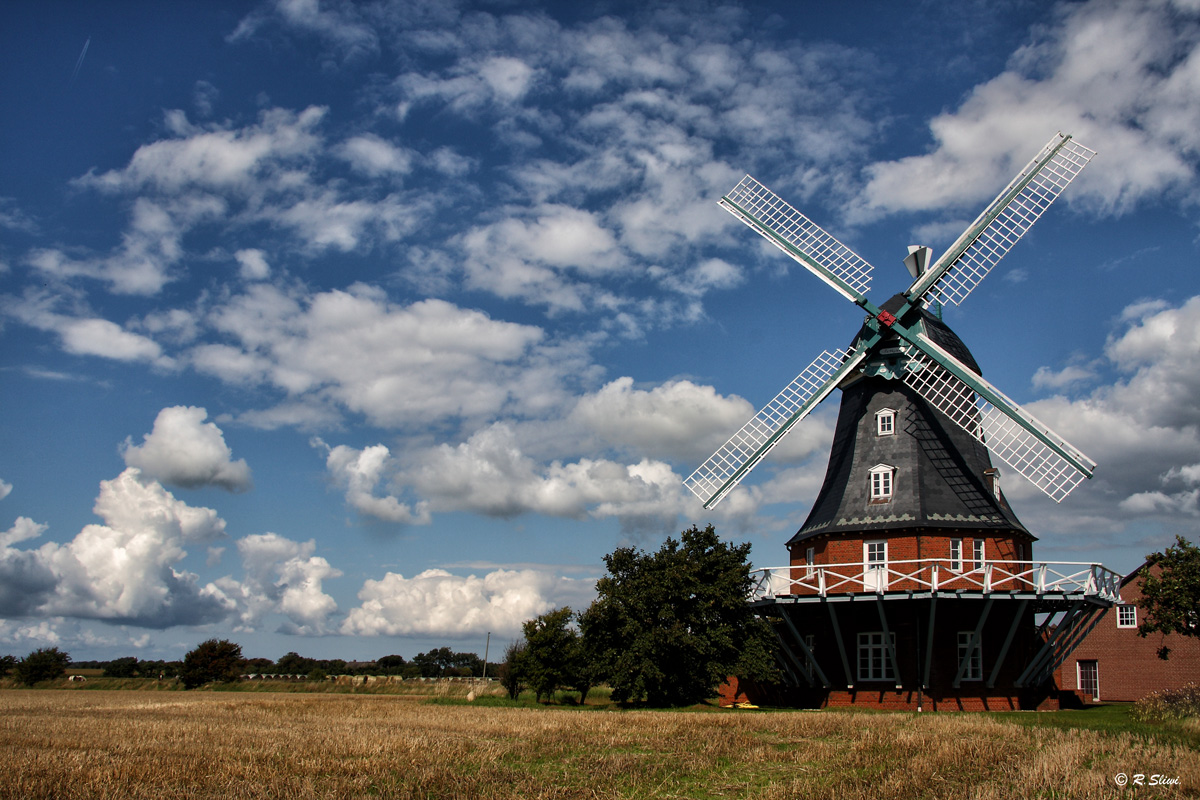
686;132;1097;510
687;133;1123;712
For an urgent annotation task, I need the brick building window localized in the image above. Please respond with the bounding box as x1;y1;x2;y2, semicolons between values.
1117;605;1137;628
1078;660;1099;701
957;631;983;681
972;538;985;569
857;632;895;681
805;546;815;577
950;538;963;572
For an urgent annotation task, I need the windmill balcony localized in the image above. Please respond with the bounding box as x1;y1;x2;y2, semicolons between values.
750;559;1122;603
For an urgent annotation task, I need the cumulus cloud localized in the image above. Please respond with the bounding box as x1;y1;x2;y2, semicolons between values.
219;532;342;635
121;406;253;492
341;567;574;638
0;469;232;627
857;0;1200;220
0;479;11;501
315;439;431;525
1013;295;1200;542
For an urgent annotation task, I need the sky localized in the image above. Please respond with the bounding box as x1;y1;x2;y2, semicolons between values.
1;0;1199;664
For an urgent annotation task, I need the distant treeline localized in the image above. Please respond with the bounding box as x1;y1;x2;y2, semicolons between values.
14;646;489;681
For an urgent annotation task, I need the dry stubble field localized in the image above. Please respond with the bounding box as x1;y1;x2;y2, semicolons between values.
1;689;1197;799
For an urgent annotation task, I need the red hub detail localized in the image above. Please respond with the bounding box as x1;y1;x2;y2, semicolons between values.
877;311;897;327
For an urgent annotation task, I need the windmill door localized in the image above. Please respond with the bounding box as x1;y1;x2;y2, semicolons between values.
863;540;888;592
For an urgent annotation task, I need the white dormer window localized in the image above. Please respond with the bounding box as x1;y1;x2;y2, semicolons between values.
876;409;896;436
869;464;895;501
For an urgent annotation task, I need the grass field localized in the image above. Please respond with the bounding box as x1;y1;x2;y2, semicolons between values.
1;688;1197;799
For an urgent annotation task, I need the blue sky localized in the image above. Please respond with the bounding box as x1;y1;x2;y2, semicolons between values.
2;0;1198;663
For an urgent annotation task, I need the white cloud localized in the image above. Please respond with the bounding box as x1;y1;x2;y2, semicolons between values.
234;248;271;281
0;469;232;627
315;439;431;525
1011;295;1200;540
337;134;415;177
570;377;754;463
0;480;11;501
121;406;253;492
197;283;571;429
857;0;1200;220
341;567;571;638
79;106;327;195
222;532;341;635
2;292;175;368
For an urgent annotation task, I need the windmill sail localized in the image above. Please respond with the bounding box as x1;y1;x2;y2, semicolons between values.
686;347;868;508
901;336;1096;503
907;133;1096;307
720;175;873;303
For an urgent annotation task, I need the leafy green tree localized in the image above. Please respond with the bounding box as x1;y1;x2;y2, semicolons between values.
14;647;71;685
580;524;776;706
0;654;17;675
1138;535;1200;659
103;656;140;678
376;654;408;675
498;640;526;700
179;639;245;689
275;651;316;675
521;607;580;702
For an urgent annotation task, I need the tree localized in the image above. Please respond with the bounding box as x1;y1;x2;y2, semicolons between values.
179;639;245;689
14;647;71;685
0;654;17;675
275;651;316;675
580;524;777;706
1138;535;1200;660
103;656;139;678
521;607;580;702
498;640;526;700
376;655;408;675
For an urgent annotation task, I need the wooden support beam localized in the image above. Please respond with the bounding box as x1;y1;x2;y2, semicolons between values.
779;606;831;688
987;598;1028;689
875;596;902;689
953;598;993;688
922;597;937;689
827;602;854;689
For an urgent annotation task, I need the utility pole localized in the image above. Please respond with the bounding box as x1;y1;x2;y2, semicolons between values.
481;631;491;681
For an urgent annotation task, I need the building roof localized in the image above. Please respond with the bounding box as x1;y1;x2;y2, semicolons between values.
789;302;1029;546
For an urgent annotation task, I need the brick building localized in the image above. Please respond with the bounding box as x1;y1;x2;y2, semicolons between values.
724;305;1120;710
1060;563;1200;703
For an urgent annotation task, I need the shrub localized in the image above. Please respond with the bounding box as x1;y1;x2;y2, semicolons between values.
1131;682;1200;723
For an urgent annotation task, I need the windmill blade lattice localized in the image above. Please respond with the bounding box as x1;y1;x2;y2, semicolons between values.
901;340;1096;503
685;347;868;508
720;175;873;303
908;134;1096;307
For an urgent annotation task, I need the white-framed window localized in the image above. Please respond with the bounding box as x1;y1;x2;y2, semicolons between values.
857;632;895;681
1078;660;1099;701
876;408;896;436
950;538;963;572
972;538;985;569
869;464;895;501
1117;605;1138;629
805;546;815;577
957;631;982;681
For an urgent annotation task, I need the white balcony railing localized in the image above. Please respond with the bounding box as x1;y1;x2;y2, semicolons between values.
750;559;1122;603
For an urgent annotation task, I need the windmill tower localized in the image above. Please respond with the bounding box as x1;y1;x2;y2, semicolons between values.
689;134;1123;710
